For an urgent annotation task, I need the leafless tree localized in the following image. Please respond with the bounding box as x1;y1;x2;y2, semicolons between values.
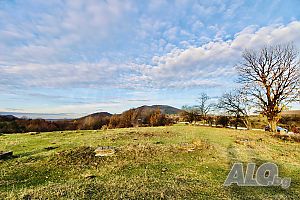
217;90;252;129
237;44;300;132
196;93;212;119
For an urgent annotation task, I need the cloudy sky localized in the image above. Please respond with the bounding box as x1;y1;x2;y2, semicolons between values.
1;0;300;118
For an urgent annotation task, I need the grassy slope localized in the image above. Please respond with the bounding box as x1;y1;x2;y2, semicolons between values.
0;125;300;199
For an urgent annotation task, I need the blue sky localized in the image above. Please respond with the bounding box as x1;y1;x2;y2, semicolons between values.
0;0;300;118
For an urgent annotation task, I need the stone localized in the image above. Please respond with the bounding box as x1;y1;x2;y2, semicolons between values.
94;146;116;157
29;132;39;135
44;146;58;150
22;194;32;200
84;174;96;179
280;130;287;135
0;151;13;159
161;168;168;172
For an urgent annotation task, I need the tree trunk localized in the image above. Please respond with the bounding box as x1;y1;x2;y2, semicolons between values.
245;121;252;130
268;119;277;133
242;117;252;130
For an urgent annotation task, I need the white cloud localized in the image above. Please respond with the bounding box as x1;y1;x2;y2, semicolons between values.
0;0;136;66
232;21;300;49
192;21;204;32
192;0;226;16
131;21;300;88
164;27;178;41
2;62;134;88
1;17;300;91
62;0;135;38
224;0;244;18
148;0;168;11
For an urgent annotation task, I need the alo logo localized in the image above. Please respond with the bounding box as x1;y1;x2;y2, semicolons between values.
224;162;291;189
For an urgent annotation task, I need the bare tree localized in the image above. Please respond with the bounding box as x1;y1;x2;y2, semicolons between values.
237;44;300;132
196;93;212;119
217;90;252;129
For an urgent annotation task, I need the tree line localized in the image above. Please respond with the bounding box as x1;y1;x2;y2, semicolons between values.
0;108;173;134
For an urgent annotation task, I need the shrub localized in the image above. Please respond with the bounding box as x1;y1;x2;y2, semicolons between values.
149;109;168;126
108;115;121;129
118;109;134;128
291;126;299;134
216;116;230;127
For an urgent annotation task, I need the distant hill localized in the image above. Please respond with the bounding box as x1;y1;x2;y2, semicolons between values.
73;112;113;130
135;105;182;115
78;105;181;120
0;115;19;121
77;112;112;120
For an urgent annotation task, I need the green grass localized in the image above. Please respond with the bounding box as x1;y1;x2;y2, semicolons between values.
0;125;300;199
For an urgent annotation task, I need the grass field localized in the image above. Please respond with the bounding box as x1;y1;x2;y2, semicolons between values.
0;125;300;199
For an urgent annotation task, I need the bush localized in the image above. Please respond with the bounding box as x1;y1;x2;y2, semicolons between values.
291;126;299;134
149;109;170;126
216;116;230;127
206;116;216;126
118;109;135;128
108;115;121;129
101;125;108;130
180;106;200;123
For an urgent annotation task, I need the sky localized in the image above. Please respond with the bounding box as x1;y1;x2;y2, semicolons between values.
0;0;300;119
